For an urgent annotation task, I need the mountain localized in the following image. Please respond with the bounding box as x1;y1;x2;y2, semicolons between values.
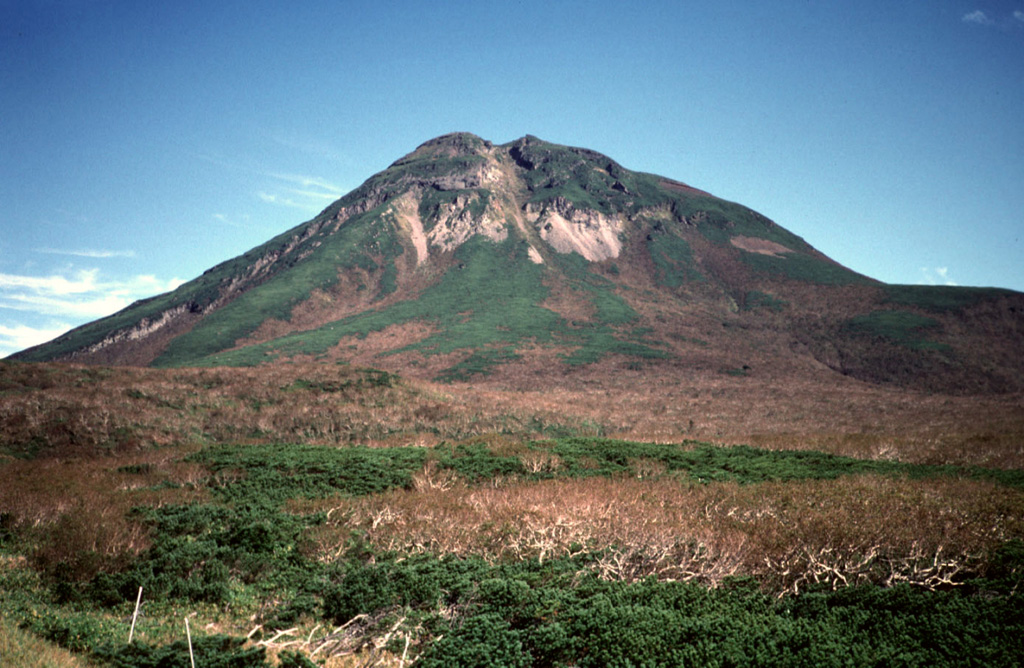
12;133;1024;393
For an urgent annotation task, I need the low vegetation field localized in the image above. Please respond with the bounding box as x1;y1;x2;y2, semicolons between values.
2;360;1022;666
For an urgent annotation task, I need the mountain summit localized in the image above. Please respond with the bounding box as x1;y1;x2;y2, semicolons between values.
14;133;1024;393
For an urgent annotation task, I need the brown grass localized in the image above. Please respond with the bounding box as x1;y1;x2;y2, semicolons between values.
0;362;606;459
448;371;1024;468
5;359;1021;592
0;614;92;668
0;446;208;583
3;360;1022;468
4;358;1022;664
297;472;1024;593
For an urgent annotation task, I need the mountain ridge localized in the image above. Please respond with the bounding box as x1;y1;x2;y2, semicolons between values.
13;133;1024;394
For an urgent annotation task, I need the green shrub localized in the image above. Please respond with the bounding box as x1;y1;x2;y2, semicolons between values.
85;503;316;606
414;566;1024;667
742;290;788;312
189;443;427;507
96;635;267;668
23;609;119;654
415;613;530;668
437;443;526;482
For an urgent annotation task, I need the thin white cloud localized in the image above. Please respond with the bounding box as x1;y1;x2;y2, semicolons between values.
213;213;251;228
0;269;186;319
290;188;343;202
0;269;101;296
0;322;73;359
192;147;346;214
1015;10;1024;22
919;267;959;286
258;173;345;212
268;172;345;194
962;10;993;25
257;191;308;209
36;248;136;259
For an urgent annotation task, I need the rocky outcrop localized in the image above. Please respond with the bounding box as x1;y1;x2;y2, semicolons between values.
70;302;199;359
427;192;507;252
525;197;624;262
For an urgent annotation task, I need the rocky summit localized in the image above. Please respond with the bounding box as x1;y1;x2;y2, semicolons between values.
13;133;1024;393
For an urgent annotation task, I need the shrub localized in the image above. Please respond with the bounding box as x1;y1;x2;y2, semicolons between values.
95;635;267;668
415;614;530;668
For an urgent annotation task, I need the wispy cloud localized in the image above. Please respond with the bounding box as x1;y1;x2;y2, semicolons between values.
257;191;309;210
962;9;1024;29
268;173;345;194
0;322;73;358
257;172;345;213
0;269;186;320
213;213;251;228
962;10;994;25
192;147;347;215
919;267;959;286
35;248;136;259
267;133;347;162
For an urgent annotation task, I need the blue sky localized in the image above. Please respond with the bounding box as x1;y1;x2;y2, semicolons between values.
2;0;1023;358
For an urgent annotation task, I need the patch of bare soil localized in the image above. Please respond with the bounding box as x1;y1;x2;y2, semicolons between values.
658;178;714;198
730;236;794;256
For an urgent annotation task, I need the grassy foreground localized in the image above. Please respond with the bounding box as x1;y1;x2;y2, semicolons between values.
3;436;1023;666
2;361;1023;665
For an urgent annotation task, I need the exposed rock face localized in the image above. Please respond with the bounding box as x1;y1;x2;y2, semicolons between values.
425;192;508;252
389;193;429;266
79;302;198;356
526;197;624;262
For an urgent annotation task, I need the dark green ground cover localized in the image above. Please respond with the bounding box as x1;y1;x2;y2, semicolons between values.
508;136;671;216
742;290;788;312
741;251;875;286
882;284;1017;312
412;562;1024;668
436;438;1024;489
842;310;949;351
646;229;706;288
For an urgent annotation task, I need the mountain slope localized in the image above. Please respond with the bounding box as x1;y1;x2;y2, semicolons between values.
13;133;1024;393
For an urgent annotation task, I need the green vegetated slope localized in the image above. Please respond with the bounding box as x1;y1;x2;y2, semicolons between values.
4;437;1023;666
151;205;405;368
882;284;1019;312
842;310;948;351
740;250;874;286
173;136;827;376
193;236;667;376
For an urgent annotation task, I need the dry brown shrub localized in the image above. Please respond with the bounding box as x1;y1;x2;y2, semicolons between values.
519;450;562;474
411;459;462;492
300;474;1024;592
0;446;208;583
7;360;1022;471
450;372;1024;469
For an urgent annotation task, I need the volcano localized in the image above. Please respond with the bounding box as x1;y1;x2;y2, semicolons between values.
13;133;1024;393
